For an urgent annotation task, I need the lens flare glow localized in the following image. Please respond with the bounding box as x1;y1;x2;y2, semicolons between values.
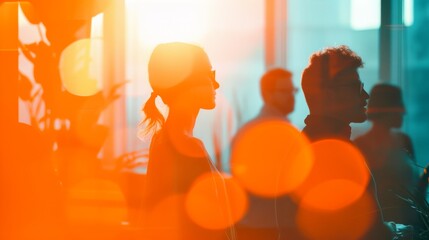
59;38;103;96
185;172;248;230
231;120;313;197
134;0;209;45
148;45;196;90
292;139;370;211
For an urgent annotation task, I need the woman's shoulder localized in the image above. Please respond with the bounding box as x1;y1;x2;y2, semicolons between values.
175;135;208;159
152;129;209;159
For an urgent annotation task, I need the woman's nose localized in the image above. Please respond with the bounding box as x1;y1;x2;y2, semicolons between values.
213;80;220;90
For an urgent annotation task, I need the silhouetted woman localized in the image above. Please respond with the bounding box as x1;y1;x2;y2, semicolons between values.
140;42;234;240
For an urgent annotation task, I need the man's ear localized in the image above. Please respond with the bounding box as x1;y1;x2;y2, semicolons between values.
320;88;337;113
324;88;336;103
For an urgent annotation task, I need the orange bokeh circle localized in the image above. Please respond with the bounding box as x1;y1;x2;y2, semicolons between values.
292;139;370;211
185;172;248;230
231;119;313;197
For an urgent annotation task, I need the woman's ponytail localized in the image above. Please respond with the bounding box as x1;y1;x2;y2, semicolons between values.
139;92;165;136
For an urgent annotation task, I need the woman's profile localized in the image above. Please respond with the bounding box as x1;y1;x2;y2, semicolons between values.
140;42;234;240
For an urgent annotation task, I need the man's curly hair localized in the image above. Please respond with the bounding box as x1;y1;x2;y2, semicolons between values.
301;45;364;111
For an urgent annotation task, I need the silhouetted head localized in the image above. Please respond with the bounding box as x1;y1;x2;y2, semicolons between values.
142;42;219;132
301;45;369;123
260;68;296;116
367;83;405;128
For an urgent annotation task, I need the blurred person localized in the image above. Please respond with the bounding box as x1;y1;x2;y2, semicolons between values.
354;84;426;232
231;68;301;239
256;68;297;120
140;42;235;240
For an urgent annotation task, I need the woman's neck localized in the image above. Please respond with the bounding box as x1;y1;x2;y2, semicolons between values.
165;107;199;137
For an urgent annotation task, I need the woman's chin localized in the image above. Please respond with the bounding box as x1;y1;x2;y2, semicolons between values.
201;102;216;110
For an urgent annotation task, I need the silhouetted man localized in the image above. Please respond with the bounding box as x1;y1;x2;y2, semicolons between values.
301;46;369;140
300;45;393;239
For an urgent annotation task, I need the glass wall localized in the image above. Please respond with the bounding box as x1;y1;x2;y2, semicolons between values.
404;0;429;169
